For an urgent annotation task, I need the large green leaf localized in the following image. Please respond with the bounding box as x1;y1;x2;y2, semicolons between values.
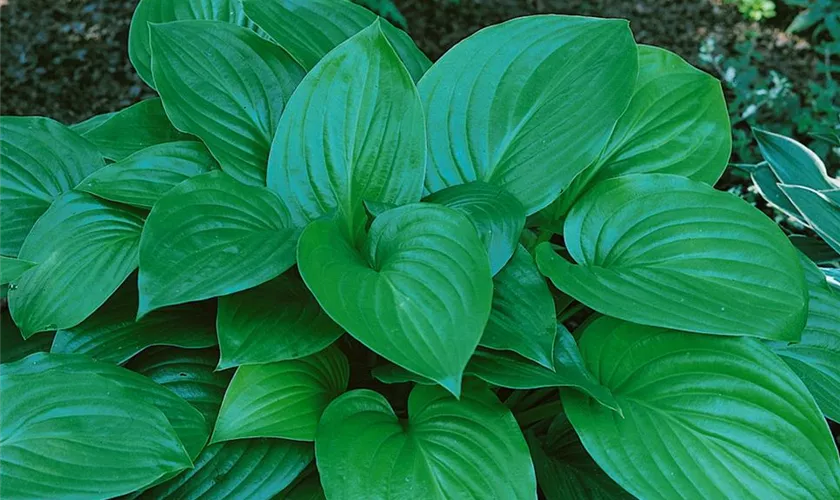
127;347;232;424
780;184;840;255
79;141;217;208
0;116;104;256
0;369;192;499
424;182;525;275
480;244;555;367
418;15;637;214
9;192;145;338
0;256;35;285
213;346;349;443
316;381;537;499
467;327;618;412
150;21;304;185
755;128;840;193
138;170;298;316
298;203;493;396
51;281;217;365
217;272;343;369
4;352;209;463
81;98;191;161
536;174;807;340
129;0;261;88
242;0;430;82
141;439;313;500
267;21;425;232
563;316;840;499
769;256;840;422
0;311;53;364
542;44;731;220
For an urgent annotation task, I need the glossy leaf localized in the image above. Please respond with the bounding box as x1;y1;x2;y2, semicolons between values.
213;346;349;442
138;171;299;316
267;21;425;231
0;312;53;364
298;203;493;396
563;316;840;499
81;98;191;161
536;174;808;340
0;256;35;285
141;439;313;500
0;369;192;499
9;192;145;338
419;15;637;214
242;0;430;81
0;116;104;256
150;21;304;185
467;327;618;412
79;141;217;208
480;244;555;367
316;381;537;499
769;256;840;422
51;281;217;365
129;0;261;88
4;352;209;463
780;184;840;255
217;272;343;369
755;128;840;192
424;182;526;275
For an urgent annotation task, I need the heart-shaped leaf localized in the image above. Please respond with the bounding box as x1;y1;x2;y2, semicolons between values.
536;174;808;340
298;203;493;396
316;381;537;499
138;170;299;316
467;326;618;412
80;98;191;161
129;0;262;88
213;345;349;443
418;15;637;214
424;182;526;275
480;244;555;367
780;184;840;255
150;20;304;185
51;281;217;365
0;117;104;256
79;141;217;208
217;272;344;369
563;316;840;499
0;256;35;285
267;20;425;231
242;0;430;82
9;192;145;338
0;369;192;499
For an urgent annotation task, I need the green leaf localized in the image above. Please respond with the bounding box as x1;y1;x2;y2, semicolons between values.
4;352;209;463
129;0;261;88
536;174;808;341
750;161;802;218
0;311;53;364
466;327;619;412
9;192;145;338
127;347;232;424
267;20;425;231
563;316;840;499
141;439;313;499
298;203;493;396
316;381;537;499
217;272;343;369
755;128;840;193
480;244;555;367
542;44;731;220
51;281;217;365
213;345;349;443
0;256;35;285
0;116;104;256
424;182;526;275
769;256;840;423
150;21;304;185
138;170;299;316
242;0;430;82
780;184;840;255
69;111;116;135
81;98;192;161
79;141;217;208
0;369;192;499
419;15;637;214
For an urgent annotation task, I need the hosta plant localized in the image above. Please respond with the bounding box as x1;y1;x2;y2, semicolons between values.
1;0;839;498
